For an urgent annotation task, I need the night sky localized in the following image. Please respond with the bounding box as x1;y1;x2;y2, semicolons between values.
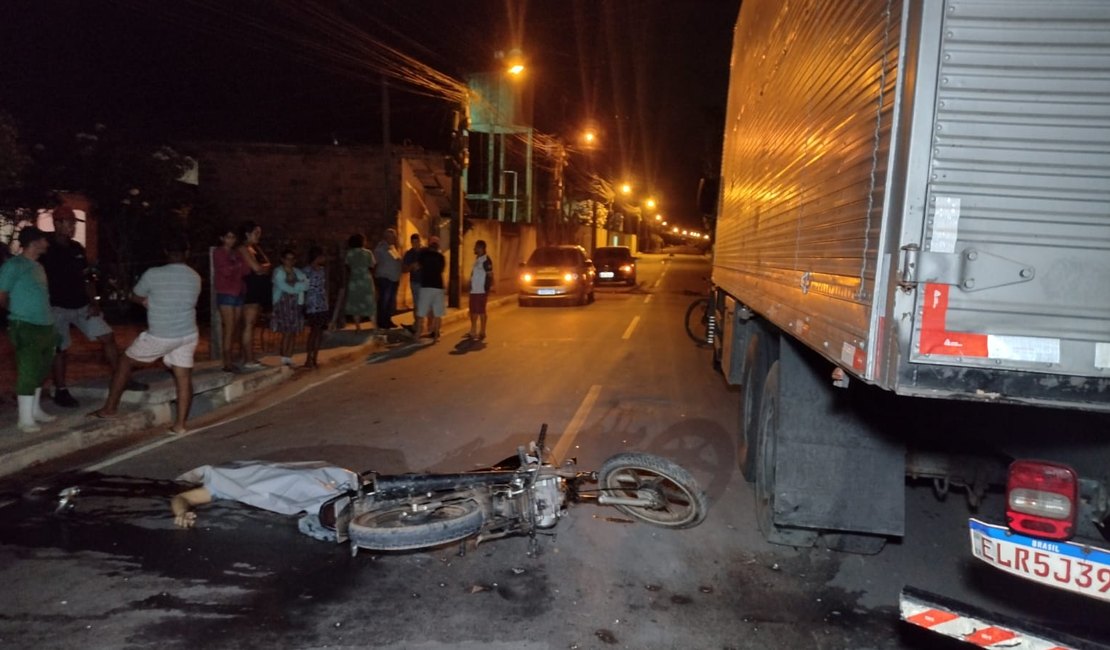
1;0;739;227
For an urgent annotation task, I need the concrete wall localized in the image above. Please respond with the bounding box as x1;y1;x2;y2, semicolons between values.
191;141;548;304
192;142;395;255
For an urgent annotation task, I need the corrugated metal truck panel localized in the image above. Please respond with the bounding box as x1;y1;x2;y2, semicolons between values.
715;0;1110;408
714;0;901;379
908;0;1110;385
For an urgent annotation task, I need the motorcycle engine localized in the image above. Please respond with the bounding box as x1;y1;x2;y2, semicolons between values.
531;476;566;529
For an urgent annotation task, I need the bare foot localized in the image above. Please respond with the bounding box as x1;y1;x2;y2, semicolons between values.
169;425;188;435
88;409;117;419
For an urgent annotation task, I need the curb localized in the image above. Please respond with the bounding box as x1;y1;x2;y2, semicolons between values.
0;293;516;480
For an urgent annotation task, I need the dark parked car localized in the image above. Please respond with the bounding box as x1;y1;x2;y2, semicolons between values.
518;245;596;306
593;246;637;286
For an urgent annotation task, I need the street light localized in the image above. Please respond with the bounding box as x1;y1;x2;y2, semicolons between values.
620;183;632;195
645;198;656;210
502;48;526;76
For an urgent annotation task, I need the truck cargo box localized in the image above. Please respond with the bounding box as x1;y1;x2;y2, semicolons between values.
713;0;1110;411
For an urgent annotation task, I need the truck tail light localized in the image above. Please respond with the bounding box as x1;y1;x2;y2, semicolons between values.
1006;460;1077;541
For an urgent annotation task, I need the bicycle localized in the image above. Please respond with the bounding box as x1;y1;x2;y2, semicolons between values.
684;294;716;347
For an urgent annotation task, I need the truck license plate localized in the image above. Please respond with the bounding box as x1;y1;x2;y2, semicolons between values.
599;271;615;279
969;518;1110;602
537;289;558;296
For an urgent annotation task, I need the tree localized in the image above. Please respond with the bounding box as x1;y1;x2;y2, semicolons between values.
0;110;31;259
20;123;194;292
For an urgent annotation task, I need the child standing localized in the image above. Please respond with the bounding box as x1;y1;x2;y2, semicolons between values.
302;246;329;369
270;248;307;366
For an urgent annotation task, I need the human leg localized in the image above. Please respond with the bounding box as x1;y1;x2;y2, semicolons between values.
49;308;79;407
241;303;261;365
13;321;57;431
305;323;321;367
218;304;241;370
97;331;147;391
94;354;136;417
169;364;193;433
382;280;399;327
280;331;296;364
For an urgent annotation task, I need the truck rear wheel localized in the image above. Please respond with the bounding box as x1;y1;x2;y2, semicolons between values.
755;362;818;548
737;324;774;481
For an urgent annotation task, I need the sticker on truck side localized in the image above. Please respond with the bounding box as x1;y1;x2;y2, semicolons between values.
969;518;1110;603
920;284;1061;364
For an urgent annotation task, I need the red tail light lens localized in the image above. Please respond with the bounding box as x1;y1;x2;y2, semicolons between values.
1006;460;1077;541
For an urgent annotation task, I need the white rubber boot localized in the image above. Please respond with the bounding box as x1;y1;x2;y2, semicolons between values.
17;395;41;433
33;388;57;423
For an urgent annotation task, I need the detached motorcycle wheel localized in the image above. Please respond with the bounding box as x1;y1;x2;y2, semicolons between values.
598;453;708;529
348;496;484;551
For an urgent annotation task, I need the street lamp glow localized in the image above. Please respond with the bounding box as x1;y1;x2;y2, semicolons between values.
655;214;662;221
508;63;525;75
582;130;596;145
620;183;632;195
672;226;679;233
645;198;657;209
662;221;668;226
682;230;689;236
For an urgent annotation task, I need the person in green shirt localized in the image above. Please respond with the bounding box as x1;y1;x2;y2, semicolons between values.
0;227;59;432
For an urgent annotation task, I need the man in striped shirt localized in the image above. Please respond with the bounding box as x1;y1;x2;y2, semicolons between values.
91;235;201;433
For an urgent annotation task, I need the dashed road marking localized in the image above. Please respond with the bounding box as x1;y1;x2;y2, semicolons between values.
622;316;640;340
552;384;602;461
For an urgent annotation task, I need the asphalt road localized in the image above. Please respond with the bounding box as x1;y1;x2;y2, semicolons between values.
0;253;1105;649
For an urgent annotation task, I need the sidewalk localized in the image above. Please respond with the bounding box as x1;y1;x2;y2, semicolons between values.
0;294;515;480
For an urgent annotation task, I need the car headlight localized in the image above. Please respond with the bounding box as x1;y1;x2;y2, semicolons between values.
563;272;578;282
620;264;632;272
521;273;533;283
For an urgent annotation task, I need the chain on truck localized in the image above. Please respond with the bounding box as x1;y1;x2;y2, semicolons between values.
704;0;1110;646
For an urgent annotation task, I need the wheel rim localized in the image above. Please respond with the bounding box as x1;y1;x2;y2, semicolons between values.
365;503;475;529
604;467;701;526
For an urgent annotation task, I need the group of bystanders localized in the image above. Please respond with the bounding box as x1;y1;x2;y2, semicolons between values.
0;206;200;434
2;211;496;437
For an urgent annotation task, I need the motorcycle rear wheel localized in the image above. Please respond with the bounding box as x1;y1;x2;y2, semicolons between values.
598;453;708;529
348;496;484;551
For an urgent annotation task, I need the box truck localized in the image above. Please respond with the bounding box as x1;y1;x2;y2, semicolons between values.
708;0;1110;643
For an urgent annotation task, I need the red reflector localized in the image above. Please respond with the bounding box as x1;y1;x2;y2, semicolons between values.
1006;460;1077;541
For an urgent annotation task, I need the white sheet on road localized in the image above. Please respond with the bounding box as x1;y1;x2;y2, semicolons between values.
178;460;359;515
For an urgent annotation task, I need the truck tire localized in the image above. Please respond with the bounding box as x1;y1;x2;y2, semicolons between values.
737;324;775;481
755;362;818;548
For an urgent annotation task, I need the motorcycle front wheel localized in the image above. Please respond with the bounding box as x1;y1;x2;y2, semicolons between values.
598;453;708;529
348;496;484;551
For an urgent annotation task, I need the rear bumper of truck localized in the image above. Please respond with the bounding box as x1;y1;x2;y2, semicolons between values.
899;586;1102;650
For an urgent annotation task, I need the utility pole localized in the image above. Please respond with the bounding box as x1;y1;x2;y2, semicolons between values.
381;76;392;228
447;107;469;308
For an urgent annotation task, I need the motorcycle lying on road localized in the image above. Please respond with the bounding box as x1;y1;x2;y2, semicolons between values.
318;425;709;555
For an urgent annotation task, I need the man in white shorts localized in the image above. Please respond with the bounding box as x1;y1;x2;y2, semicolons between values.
413;236;446;342
91;235;201;434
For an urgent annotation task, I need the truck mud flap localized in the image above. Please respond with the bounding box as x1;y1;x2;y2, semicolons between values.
900;586;1102;650
771;337;905;537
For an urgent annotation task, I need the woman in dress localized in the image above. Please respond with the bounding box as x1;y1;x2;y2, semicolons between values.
212;227;245;372
343;233;376;331
270;248;308;366
301;246;329;369
238;221;272;369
